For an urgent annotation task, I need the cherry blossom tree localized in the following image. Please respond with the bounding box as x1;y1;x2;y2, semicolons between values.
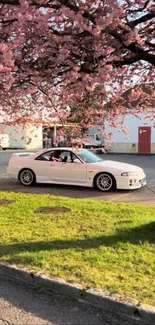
0;0;154;138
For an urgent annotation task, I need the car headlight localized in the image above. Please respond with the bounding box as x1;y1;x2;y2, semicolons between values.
121;172;139;176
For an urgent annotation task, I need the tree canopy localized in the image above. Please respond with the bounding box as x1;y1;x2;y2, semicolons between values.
0;0;155;134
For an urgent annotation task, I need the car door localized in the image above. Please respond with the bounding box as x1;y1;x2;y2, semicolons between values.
47;149;87;184
32;150;54;181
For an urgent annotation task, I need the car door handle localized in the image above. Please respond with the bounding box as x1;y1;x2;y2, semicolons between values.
49;164;55;166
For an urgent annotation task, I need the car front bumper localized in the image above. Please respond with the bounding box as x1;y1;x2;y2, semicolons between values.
116;174;147;190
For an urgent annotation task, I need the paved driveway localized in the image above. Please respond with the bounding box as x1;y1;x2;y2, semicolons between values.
1;151;155;205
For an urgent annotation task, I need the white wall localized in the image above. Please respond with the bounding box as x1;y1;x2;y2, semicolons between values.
24;124;43;149
88;125;104;140
0;123;43;149
105;112;155;144
5;125;26;148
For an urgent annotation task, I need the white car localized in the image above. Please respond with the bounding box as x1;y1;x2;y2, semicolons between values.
7;148;146;192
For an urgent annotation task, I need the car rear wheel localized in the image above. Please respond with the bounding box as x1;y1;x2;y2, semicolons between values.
95;173;116;192
19;169;36;186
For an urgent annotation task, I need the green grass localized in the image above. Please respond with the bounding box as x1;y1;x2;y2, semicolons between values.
0;191;155;305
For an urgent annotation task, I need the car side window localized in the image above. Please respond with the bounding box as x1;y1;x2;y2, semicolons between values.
53;150;81;163
36;151;54;161
71;153;82;163
36;150;82;163
54;150;71;163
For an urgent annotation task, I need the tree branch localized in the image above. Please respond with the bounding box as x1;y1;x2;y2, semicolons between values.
113;54;142;67
109;30;155;66
128;12;155;28
0;18;18;25
127;0;150;13
145;41;155;49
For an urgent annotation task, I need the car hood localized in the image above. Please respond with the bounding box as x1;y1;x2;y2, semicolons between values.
94;160;144;173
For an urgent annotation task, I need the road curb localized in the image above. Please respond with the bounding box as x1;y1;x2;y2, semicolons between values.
0;262;155;323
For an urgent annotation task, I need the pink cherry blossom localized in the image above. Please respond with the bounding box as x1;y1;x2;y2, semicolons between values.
0;0;154;142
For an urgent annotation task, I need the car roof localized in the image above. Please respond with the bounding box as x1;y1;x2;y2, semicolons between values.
31;147;86;159
40;147;85;152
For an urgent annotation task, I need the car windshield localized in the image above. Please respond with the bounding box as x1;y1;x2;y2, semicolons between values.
76;149;103;163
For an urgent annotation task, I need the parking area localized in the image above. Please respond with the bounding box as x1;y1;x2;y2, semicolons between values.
1;151;155;205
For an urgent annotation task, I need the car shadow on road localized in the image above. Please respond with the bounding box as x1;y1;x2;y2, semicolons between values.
0;179;133;199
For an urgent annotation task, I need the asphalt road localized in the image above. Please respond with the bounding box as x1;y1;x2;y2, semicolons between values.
0;277;151;325
1;151;155;205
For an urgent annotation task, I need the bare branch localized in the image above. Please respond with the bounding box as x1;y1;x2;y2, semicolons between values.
128;13;155;28
127;0;150;13
113;54;140;67
145;41;155;49
109;30;155;66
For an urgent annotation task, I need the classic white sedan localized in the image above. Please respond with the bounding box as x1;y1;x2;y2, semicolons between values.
7;148;147;192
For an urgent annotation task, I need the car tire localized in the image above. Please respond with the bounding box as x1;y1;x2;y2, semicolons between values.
19;169;36;186
94;172;116;192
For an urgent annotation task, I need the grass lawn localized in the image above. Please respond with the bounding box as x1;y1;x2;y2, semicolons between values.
0;191;155;305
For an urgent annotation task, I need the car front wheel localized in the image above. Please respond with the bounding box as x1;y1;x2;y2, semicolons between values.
95;173;116;192
19;169;36;186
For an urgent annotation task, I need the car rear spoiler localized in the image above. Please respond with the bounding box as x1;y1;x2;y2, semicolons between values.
12;152;35;157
